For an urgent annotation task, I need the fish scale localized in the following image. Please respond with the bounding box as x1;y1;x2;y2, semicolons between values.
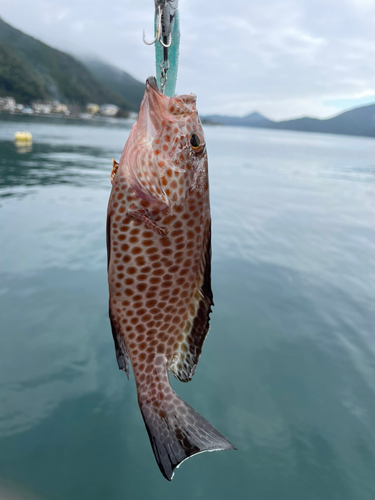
107;77;234;480
108;179;209;377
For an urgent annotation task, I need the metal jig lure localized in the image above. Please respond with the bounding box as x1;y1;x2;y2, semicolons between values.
143;0;180;96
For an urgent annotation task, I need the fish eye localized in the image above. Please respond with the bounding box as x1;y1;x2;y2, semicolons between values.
190;132;205;153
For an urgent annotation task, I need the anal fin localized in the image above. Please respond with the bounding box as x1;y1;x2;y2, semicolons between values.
107;208;129;377
109;307;130;378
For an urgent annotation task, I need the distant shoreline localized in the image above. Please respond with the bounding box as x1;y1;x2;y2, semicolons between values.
0;111;136;124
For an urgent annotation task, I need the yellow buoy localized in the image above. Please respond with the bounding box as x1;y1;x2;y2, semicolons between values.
14;131;32;143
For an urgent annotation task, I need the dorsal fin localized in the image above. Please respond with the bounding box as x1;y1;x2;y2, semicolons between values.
169;220;213;382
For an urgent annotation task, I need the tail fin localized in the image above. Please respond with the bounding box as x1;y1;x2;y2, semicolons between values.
137;357;235;481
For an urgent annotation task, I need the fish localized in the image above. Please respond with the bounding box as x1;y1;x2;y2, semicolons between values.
107;77;235;480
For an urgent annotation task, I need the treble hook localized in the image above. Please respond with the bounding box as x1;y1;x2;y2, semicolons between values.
160;34;172;48
143;0;179;95
143;5;162;45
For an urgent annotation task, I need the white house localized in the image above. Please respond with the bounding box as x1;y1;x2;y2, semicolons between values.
100;104;119;117
0;97;16;112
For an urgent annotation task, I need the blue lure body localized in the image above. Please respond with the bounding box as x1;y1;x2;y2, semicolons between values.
154;10;180;97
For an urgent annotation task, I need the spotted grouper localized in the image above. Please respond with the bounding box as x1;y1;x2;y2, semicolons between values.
107;77;234;480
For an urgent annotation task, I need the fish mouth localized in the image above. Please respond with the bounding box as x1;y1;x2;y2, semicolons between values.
145;76;168;114
145;77;198;119
146;76;160;93
139;77;170;138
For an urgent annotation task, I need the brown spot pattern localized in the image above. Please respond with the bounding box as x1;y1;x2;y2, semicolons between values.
105;83;235;481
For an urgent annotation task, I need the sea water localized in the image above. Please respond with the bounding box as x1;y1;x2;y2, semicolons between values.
0;115;375;500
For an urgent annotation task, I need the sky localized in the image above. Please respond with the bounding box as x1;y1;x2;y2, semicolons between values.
2;0;375;120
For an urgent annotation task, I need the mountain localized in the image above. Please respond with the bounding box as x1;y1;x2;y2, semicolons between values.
203;111;272;127
202;104;375;139
270;104;375;138
0;18;143;110
81;58;144;112
0;39;48;103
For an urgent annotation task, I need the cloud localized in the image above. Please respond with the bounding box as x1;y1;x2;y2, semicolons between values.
1;0;375;119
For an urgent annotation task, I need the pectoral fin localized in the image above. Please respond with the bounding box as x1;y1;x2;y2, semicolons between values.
127;210;169;236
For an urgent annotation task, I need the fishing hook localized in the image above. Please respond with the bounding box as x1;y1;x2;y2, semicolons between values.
143;0;179;95
160;34;172;48
143;5;162;45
